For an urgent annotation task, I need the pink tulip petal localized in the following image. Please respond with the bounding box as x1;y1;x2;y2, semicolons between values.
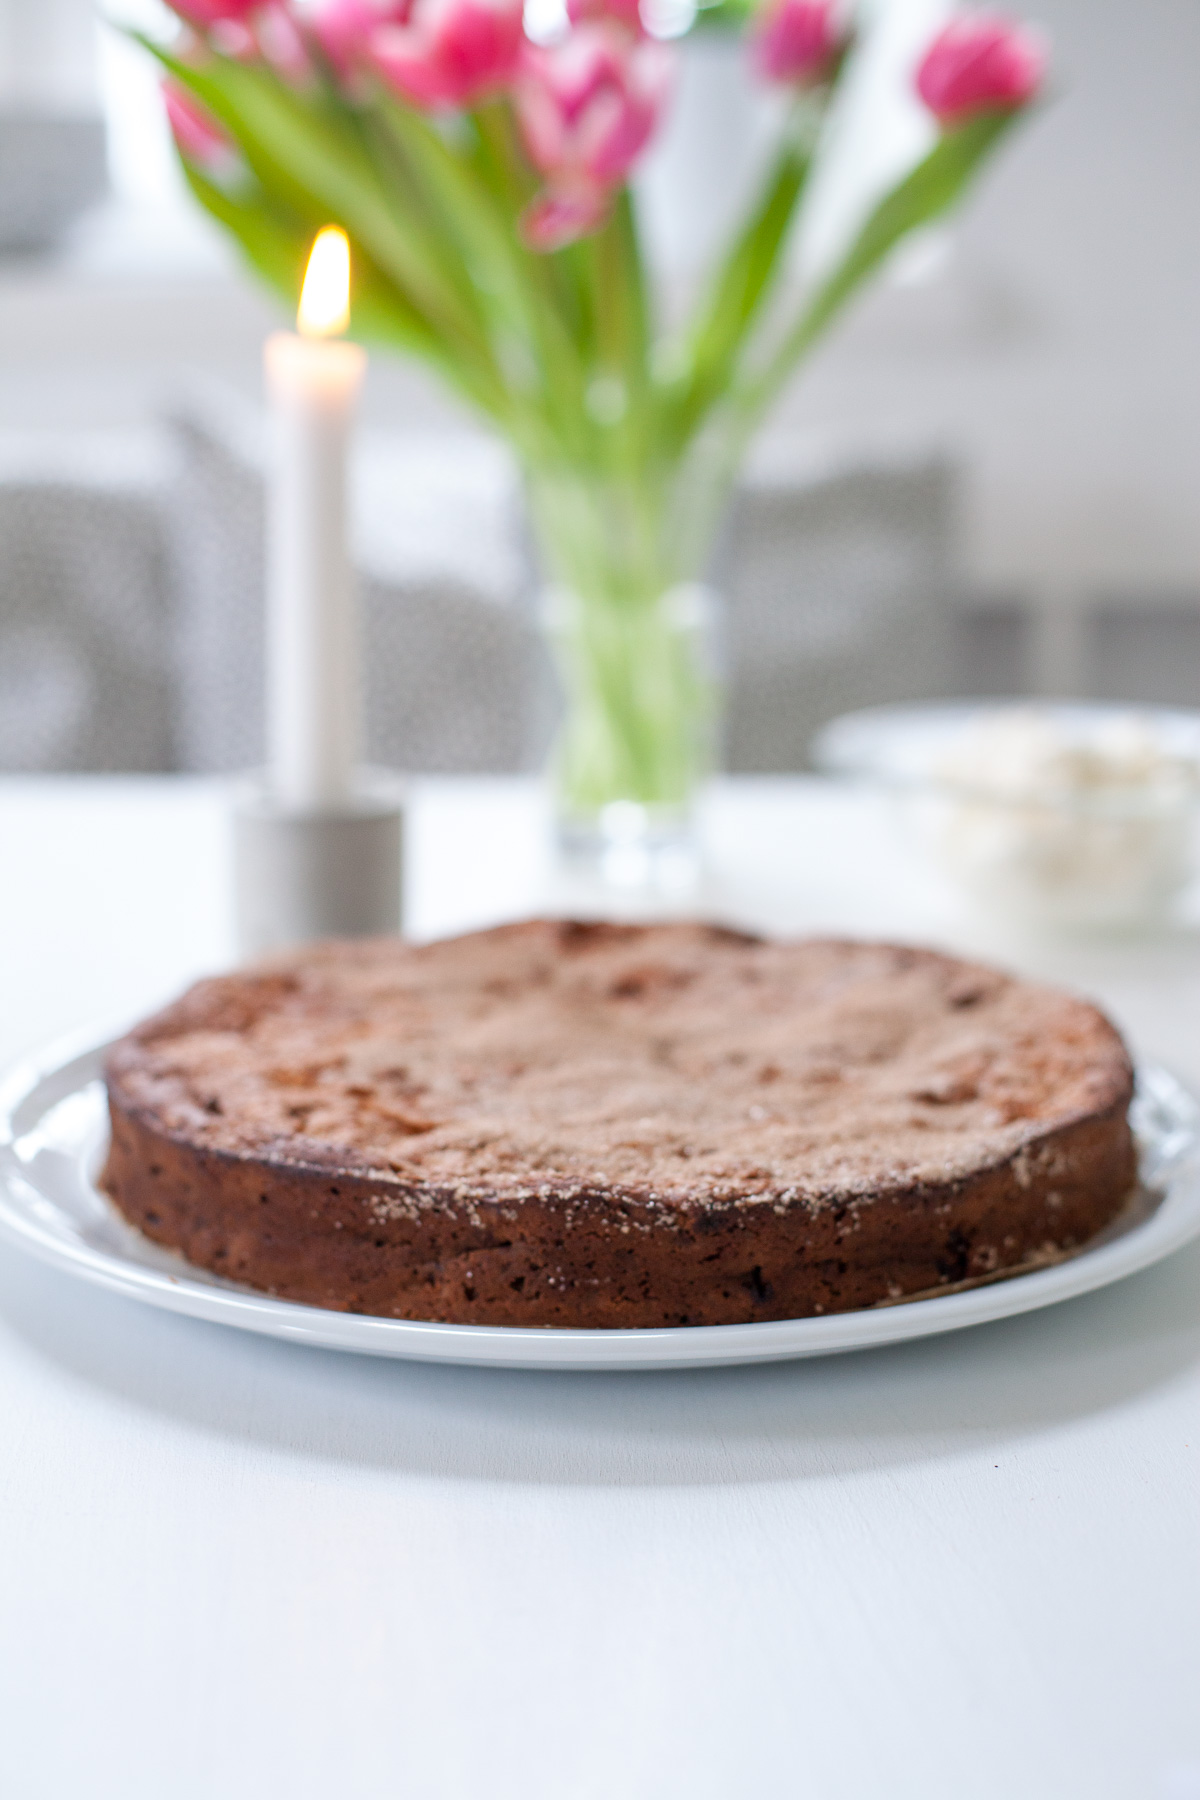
253;4;314;83
521;185;612;250
312;0;411;80
567;0;646;37
915;13;1045;126
516;72;571;171
309;0;402;80
751;0;844;88
371;24;458;104
209;18;258;57
437;0;524;93
371;0;523;110
169;0;258;25
163;79;240;175
515;23;673;188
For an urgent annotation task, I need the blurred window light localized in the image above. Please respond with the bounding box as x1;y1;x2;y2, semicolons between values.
1162;1765;1200;1800
524;0;570;47
98;0;182;204
637;0;953;285
643;0;698;41
0;0;100;111
796;0;953;283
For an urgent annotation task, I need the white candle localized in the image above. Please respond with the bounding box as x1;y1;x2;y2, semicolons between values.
264;227;367;812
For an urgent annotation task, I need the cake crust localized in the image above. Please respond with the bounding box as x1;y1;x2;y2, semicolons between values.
101;922;1138;1327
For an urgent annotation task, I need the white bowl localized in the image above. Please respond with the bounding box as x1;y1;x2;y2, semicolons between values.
812;701;1200;929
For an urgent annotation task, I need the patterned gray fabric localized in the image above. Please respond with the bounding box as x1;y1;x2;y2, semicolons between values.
167;387;541;775
0;112;107;252
0;393;958;775
724;437;957;770
0;429;175;771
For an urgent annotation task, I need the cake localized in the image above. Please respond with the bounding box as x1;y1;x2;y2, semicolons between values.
101;921;1137;1328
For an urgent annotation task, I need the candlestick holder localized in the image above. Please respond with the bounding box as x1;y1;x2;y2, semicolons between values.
233;772;404;960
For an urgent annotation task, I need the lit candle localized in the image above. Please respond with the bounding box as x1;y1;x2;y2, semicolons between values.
264;227;367;811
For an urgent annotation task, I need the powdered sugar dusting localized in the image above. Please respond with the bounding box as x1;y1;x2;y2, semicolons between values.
106;921;1132;1215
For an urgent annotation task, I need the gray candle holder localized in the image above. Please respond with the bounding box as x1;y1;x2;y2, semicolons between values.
233;773;404;960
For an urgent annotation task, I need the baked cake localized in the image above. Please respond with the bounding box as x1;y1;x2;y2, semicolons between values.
101;921;1137;1328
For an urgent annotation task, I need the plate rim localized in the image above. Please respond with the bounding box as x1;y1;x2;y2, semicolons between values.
2;1022;1199;1372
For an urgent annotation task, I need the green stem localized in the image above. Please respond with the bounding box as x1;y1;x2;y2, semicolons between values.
528;464;720;820
729;109;1025;439
665;89;825;454
548;590;716;817
141;35;512;408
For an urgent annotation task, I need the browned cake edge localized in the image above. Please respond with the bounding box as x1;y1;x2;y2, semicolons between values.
101;1080;1137;1329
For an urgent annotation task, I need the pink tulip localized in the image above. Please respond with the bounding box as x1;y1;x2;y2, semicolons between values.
253;3;314;82
521;183;611;251
751;0;847;87
915;13;1044;126
168;0;311;78
163;80;240;172
168;0;259;25
566;0;646;37
370;0;525;110
516;24;673;190
310;0;409;81
164;0;262;33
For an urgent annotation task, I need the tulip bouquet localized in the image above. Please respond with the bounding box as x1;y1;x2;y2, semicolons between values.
148;0;1043;860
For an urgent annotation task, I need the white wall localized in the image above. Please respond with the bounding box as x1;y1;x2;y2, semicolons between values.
780;0;1200;654
0;0;99;110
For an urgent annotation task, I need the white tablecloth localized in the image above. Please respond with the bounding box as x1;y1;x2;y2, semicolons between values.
1;776;1198;1800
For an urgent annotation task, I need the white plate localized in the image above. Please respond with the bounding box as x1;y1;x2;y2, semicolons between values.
2;1025;1198;1372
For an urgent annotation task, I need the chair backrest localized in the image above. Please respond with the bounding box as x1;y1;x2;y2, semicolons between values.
166;386;542;777
0;428;175;772
722;432;959;771
0;399;963;777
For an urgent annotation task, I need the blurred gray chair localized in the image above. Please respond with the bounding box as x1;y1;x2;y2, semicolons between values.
0;429;175;771
0;111;106;251
0;391;961;776
166;387;541;775
723;434;958;771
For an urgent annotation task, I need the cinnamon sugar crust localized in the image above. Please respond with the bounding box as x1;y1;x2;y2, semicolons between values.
101;921;1137;1327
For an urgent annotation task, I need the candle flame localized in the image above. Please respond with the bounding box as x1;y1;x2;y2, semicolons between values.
298;227;351;338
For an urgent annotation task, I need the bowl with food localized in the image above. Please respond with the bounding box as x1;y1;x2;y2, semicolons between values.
812;702;1200;928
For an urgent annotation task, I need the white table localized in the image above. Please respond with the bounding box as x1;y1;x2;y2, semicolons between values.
2;776;1198;1800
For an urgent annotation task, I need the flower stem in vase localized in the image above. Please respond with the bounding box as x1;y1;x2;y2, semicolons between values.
530;466;722;893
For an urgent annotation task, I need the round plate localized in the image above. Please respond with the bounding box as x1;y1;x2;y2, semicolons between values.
2;1026;1198;1372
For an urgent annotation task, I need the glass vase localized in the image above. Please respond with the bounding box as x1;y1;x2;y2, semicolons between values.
527;465;724;895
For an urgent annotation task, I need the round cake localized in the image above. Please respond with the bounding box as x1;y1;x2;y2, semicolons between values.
101;921;1137;1328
